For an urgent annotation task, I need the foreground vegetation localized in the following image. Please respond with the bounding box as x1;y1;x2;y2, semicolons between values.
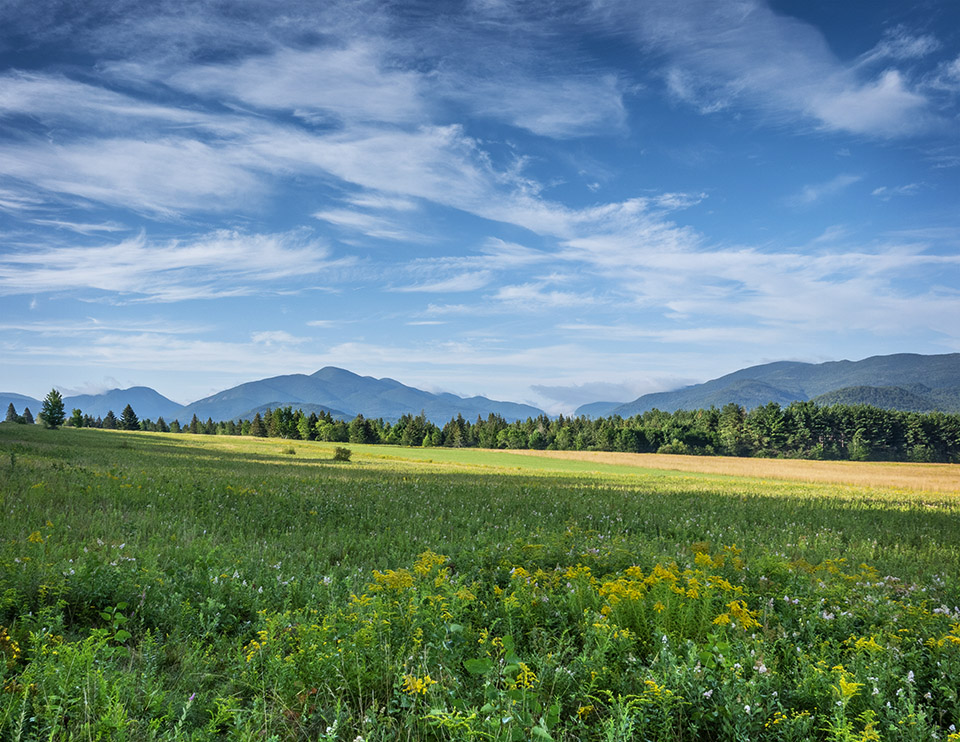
1;424;959;740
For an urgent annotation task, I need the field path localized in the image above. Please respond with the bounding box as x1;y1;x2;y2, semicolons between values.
507;449;960;493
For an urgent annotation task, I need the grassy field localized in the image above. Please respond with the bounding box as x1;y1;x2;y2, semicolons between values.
1;424;959;741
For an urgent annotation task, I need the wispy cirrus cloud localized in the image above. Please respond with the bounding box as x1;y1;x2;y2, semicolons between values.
0;230;350;301
600;0;939;137
785;174;861;207
440;71;628;138
857;26;940;67
167;42;425;125
871;183;922;200
392;271;493;293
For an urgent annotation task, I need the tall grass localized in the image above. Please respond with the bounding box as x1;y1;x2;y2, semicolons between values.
1;424;959;740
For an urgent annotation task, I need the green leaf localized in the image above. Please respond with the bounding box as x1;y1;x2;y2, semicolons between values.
532;726;555;741
464;658;494;676
113;629;132;643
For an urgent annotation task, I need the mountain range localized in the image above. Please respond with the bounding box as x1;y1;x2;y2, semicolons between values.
4;354;959;425
575;353;960;417
1;367;544;424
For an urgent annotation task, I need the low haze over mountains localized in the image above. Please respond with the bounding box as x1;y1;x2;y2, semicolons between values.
4;354;959;424
576;353;960;417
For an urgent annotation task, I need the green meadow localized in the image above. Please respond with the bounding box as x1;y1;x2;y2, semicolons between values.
1;425;959;741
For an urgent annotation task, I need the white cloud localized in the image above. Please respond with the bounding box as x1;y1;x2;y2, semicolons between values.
442;71;628;138
0;230;349;301
871;183;921;200
168;42;424;125
251;330;308;345
924;54;960;93
602;0;937;137
492;282;598;308
785;174;861;207
0;137;265;217
312;208;423;241
393;271;493;293
857;27;940;66
30;219;128;235
808;70;929;138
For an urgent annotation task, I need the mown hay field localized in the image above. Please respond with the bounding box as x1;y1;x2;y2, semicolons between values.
1;424;959;741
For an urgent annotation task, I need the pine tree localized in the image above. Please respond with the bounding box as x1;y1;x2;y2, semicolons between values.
102;410;117;429
39;389;66;429
22;407;34;425
5;403;17;422
189;414;200;434
250;412;267;437
120;404;139;431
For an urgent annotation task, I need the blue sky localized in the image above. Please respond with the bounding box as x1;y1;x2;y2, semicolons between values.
1;0;958;413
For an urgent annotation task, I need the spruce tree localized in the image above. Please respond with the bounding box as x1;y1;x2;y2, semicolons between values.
102;410;117;429
250;412;267;437
5;403;17;422
120;404;139;431
22;407;34;425
39;389;66;429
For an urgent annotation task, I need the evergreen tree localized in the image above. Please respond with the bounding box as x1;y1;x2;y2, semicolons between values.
156;416;169;433
120;404;139;431
70;409;84;428
250;412;267;437
189;414;200;434
39;389;66;429
102;410;117;429
169;419;182;433
5;403;17;422
22;407;34;425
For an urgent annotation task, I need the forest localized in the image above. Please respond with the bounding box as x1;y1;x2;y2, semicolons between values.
11;397;960;463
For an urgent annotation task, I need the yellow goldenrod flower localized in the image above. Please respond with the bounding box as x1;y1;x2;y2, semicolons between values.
401;673;437;696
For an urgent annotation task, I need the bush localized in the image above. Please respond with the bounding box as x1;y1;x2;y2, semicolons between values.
333;446;352;462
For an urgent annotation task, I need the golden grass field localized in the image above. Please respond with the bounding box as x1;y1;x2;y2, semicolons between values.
509;448;960;493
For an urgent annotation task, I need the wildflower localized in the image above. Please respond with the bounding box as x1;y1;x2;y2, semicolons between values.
515;663;538;689
401;674;437;696
703;689;713;699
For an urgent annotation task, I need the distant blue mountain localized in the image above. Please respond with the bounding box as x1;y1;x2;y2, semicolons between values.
63;387;185;420
181;367;544;423
577;353;960;416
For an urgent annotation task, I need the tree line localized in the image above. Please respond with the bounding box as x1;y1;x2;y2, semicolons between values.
10;393;959;463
